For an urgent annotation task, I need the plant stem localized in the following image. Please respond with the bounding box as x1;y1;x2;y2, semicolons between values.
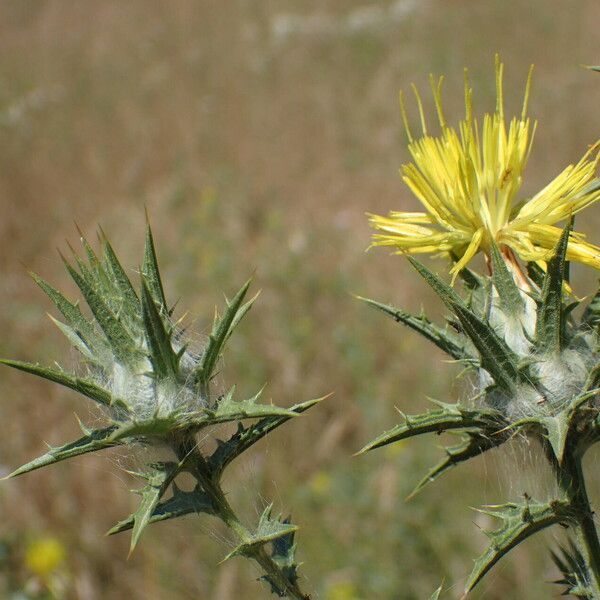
173;435;311;600
556;451;600;597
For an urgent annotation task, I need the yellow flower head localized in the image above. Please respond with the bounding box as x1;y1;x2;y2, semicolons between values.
370;56;600;278
25;537;66;578
308;470;332;497
326;581;360;600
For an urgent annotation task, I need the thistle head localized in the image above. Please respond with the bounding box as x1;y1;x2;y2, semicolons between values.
1;225;264;443
369;55;600;280
363;200;600;600
362;58;600;599
50;227;238;426
2;223;323;565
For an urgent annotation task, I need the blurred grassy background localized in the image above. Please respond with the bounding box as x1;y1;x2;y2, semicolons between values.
0;1;598;598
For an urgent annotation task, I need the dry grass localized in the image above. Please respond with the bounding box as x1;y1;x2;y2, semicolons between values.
0;1;599;598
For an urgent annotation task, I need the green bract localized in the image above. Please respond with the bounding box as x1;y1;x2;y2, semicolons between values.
1;225;321;600
361;222;600;599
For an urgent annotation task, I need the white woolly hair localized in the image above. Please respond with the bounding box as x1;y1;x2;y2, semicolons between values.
83;320;213;423
475;286;598;421
488;286;537;359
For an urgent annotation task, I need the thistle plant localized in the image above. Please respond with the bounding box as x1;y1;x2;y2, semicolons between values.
361;58;600;597
1;225;319;600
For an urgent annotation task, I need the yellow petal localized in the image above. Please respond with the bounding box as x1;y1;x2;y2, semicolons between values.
450;228;484;281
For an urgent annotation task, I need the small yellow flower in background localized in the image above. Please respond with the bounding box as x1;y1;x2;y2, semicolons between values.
326;581;360;600
308;470;332;497
369;55;600;279
25;537;66;578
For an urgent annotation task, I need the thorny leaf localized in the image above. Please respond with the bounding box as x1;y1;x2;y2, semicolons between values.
0;359;128;411
357;295;470;361
224;505;297;561
209;397;325;475
100;231;140;320
409;429;509;498
200;387;297;423
62;256;141;365
5;425;120;478
512;389;599;463
140;279;179;378
489;241;525;318
260;516;300;597
358;401;506;454
108;483;215;536
127;461;184;553
409;258;521;392
465;498;574;594
6;389;301;480
142;222;168;313
551;539;593;599
31;272;110;361
535;221;572;355
430;586;443;600
192;280;256;391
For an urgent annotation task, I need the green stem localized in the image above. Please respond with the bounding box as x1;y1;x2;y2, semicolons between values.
556;451;600;597
174;435;311;600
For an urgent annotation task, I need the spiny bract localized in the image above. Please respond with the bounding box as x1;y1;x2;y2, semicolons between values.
361;225;600;596
1;225;319;600
1;226;290;440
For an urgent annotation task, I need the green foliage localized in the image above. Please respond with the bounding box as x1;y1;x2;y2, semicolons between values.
265;518;300;597
108;483;215;536
5;424;120;478
1;226;320;600
127;462;184;554
466;499;574;592
535;221;571;355
489;242;525;318
192;279;257;396
357;401;507;454
356;296;469;361
429;586;442;600
408;429;509;499
141;222;168;312
31;272;110;362
225;505;298;561
0;359;122;410
408;258;522;392
140;280;180;378
61;253;142;366
552;540;594;599
209;398;323;476
362;224;600;597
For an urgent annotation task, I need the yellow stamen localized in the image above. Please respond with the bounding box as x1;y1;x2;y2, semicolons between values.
430;74;447;129
495;54;504;121
522;64;534;119
411;83;428;136
399;90;413;143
